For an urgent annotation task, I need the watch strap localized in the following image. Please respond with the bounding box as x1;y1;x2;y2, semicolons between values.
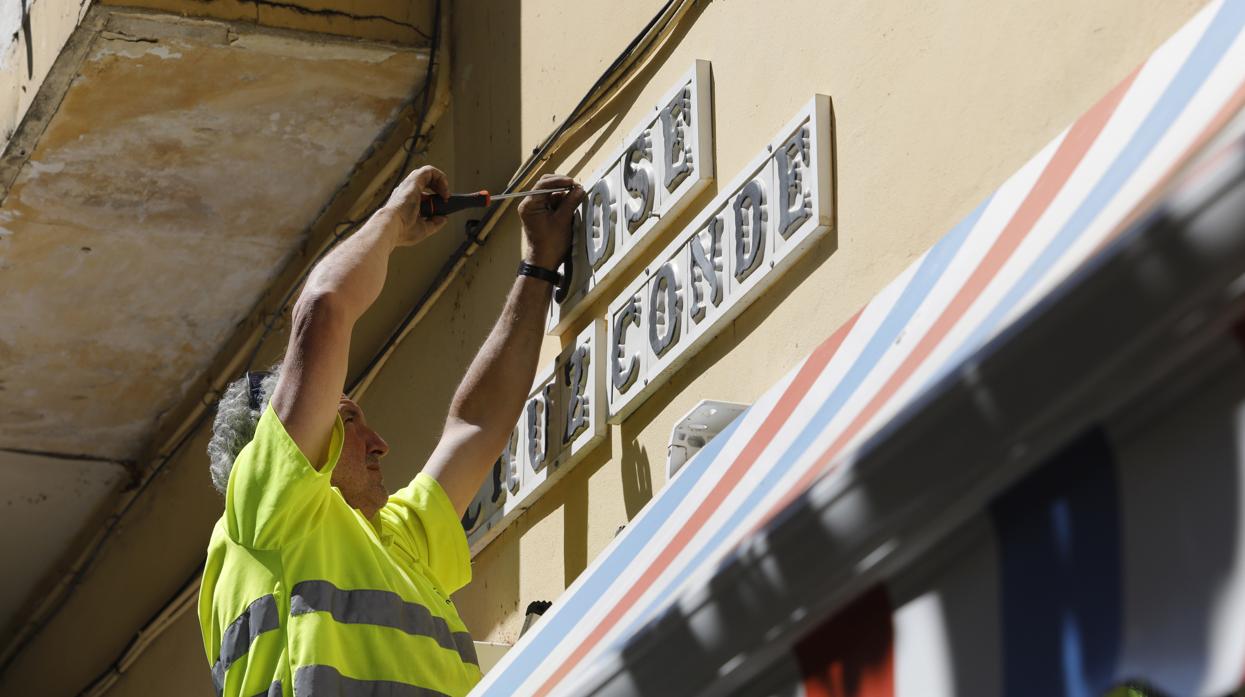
517;261;562;286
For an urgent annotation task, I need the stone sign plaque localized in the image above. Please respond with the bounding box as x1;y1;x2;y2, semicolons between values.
607;95;834;422
549;61;714;337
463;319;608;552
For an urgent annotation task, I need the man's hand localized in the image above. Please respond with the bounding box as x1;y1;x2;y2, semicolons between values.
380;165;451;247
517;174;585;269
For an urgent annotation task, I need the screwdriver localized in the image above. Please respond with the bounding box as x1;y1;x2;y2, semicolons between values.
419;186;575;218
418;184;578;305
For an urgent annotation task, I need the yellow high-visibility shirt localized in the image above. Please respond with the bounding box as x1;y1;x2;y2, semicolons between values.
198;405;482;697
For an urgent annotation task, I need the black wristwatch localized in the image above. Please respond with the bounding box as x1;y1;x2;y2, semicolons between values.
517;261;562;286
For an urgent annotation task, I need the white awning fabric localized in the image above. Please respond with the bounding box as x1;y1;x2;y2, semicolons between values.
472;2;1245;695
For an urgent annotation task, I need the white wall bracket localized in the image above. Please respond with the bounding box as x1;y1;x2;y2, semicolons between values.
666;400;748;479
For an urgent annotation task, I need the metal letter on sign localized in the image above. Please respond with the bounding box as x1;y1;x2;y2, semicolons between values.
503;428;520;495
561;319;606;457
461;449;510;543
688;214;725;323
525;385;551;473
612;295;642;393
623;130;655;234
660;86;693;193
733;178;767;284
648;262;682;358
776;126;812;239
584;175;617;271
563;343;590;445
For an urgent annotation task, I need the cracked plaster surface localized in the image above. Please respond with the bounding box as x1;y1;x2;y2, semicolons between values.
97;0;434;46
0;15;426;459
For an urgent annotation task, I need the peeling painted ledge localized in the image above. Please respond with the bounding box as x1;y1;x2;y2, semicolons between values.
103;0;433;44
97;29;158;43
244;0;432;41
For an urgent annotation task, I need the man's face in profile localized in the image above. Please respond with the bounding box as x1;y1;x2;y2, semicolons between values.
332;396;390;517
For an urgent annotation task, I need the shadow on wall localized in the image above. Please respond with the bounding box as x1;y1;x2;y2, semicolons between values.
454;517;521;644
562;440;613;585
620;436;653;520
440;0;523;644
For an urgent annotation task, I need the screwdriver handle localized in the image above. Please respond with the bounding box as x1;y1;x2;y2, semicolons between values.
420;191;491;218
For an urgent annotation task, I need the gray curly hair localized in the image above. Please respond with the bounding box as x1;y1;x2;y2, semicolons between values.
207;364;282;495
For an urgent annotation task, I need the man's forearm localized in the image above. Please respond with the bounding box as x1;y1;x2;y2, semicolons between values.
448;275;552;437
426;274;552;514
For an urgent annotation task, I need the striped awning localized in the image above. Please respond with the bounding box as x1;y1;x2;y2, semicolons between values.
471;2;1245;695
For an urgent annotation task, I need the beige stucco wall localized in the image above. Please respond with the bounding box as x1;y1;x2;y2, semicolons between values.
374;0;1208;647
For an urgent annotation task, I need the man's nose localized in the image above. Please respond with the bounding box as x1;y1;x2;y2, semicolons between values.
368;430;389;457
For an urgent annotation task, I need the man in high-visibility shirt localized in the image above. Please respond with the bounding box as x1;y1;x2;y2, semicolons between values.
197;165;584;697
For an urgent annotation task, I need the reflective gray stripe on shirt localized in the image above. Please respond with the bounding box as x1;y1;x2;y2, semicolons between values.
290;580;478;666
211;594;280;693
248;680;281;697
294;665;451;697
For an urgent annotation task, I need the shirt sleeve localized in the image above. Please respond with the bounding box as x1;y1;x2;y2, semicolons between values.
224;405;345;550
378;473;472;594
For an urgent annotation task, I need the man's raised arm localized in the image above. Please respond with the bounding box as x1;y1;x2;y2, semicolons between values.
271;166;450;468
424;174;585;515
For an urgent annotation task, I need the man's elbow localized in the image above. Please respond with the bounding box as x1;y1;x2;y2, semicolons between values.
442;415;505;457
291;290;352;342
446;395;515;437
